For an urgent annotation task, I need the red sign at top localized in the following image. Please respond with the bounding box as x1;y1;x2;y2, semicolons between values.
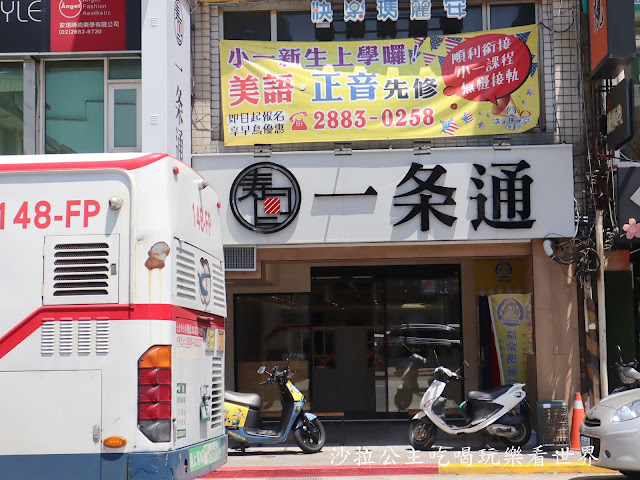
50;0;127;52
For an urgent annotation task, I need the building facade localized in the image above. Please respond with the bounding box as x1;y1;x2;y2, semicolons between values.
0;0;592;418
191;0;588;417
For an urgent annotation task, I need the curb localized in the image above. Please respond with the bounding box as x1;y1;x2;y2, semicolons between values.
203;462;614;478
204;464;439;478
440;462;614;475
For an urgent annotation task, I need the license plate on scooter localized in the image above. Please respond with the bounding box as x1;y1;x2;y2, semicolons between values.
579;435;591;450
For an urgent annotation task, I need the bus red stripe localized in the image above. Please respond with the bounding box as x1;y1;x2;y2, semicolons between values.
0;153;168;173
0;304;225;359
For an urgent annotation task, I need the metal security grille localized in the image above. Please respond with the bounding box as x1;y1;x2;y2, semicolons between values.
224;246;256;271
210;355;224;430
43;235;119;305
175;245;197;302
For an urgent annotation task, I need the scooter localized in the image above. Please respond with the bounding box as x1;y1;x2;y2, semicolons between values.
224;355;326;453
394;352;430;410
409;355;531;450
611;345;640;394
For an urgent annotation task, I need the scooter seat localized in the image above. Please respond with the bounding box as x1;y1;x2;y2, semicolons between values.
467;384;514;402
225;390;262;409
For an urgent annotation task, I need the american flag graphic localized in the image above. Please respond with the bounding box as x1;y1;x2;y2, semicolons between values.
515;31;531;44
440;118;460;136
478;121;486;129
411;37;426;63
444;37;461;53
462;112;473;124
430;36;443;51
264;198;281;215
423;52;437;67
526;88;535;96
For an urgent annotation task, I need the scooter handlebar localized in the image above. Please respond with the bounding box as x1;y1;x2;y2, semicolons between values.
412;353;427;363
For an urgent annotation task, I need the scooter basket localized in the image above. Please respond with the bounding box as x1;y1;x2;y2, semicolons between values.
535;400;569;449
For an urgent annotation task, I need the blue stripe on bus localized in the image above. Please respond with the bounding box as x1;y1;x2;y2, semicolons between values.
0;435;227;480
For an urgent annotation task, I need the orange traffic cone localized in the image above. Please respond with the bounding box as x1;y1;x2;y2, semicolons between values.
570;392;586;450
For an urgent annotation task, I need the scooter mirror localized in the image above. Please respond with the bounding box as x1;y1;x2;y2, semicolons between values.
463;360;470;368
257;366;267;374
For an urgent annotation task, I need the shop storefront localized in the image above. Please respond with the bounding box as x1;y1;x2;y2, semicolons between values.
194;143;580;418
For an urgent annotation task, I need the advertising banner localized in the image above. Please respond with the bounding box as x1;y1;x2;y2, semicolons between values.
489;293;533;385
219;24;539;146
50;0;127;52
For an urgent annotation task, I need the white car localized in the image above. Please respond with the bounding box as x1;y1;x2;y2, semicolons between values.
580;389;640;478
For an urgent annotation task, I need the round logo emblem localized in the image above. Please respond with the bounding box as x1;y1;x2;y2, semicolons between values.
230;162;301;234
497;298;525;327
59;0;83;19
494;261;513;280
174;0;184;46
198;258;211;306
506;105;517;117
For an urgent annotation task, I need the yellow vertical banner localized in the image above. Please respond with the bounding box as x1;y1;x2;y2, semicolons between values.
219;24;540;146
489;294;532;385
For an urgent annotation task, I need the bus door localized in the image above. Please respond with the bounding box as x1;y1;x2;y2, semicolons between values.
1;370;101;477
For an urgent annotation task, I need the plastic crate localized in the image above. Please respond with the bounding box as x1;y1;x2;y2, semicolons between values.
536;400;569;449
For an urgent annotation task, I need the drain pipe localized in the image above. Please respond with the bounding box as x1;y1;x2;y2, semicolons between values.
596;210;609;397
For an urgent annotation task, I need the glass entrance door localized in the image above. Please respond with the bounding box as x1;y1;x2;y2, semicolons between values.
309;273;383;416
310;265;462;416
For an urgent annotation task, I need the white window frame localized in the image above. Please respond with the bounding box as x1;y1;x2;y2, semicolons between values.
107;82;142;152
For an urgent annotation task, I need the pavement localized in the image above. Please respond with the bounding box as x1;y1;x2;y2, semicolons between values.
202;420;617;478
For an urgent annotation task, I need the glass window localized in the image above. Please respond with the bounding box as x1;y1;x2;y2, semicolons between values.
45;61;104;154
490;4;536;29
278;12;315;41
224;11;271;40
0;63;23;155
234;294;310;413
114;88;138;148
109;58;141;80
384;266;462;413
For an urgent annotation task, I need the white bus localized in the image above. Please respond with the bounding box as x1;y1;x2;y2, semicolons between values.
0;153;227;480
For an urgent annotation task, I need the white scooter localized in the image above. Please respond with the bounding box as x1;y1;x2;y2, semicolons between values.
409;354;531;450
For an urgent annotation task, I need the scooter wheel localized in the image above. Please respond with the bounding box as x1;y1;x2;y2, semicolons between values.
394;390;412;410
408;419;436;450
294;418;326;454
501;421;532;448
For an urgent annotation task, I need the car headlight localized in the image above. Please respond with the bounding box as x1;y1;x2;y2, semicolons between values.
612;400;640;422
